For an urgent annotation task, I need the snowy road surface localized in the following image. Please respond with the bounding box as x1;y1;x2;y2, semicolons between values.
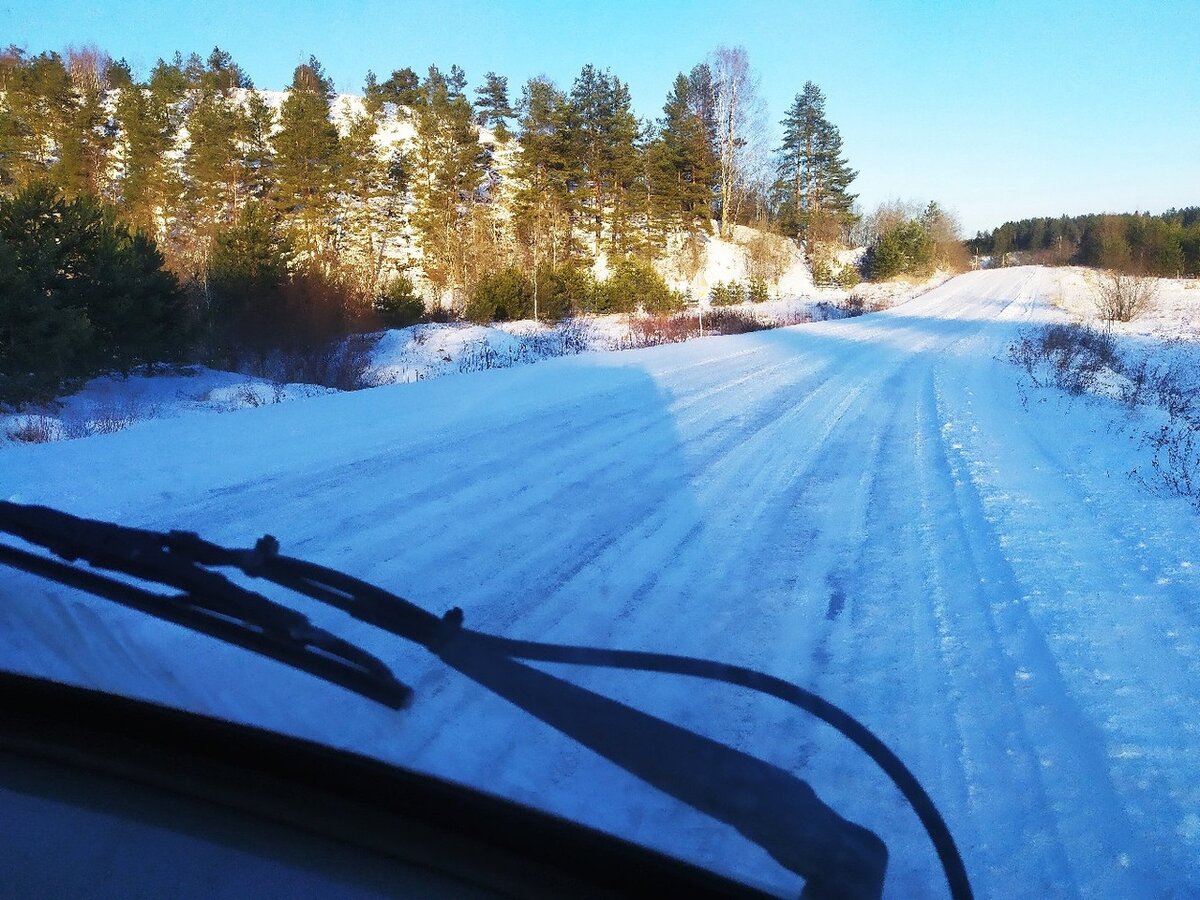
3;267;1199;897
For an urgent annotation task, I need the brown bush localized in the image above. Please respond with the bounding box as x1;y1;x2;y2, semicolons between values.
1090;271;1159;322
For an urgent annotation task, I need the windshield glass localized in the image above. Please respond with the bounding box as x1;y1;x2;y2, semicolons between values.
3;6;1200;899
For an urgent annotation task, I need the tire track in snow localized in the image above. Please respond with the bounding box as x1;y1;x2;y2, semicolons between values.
921;374;1151;899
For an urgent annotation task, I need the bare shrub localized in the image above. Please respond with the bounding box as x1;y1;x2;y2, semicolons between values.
842;294;867;317
1091;271;1158;322
812;295;868;321
705;309;772;334
6;416;60;444
741;229;793;284
773;309;814;326
628;314;696;347
234;384;271;408
1148;424;1200;507
1010;323;1200;507
85;406;136;435
1007;323;1119;394
327;333;381;391
667;231;707;283
519;319;594;358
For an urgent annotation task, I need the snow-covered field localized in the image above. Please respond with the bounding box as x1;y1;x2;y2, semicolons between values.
2;267;1198;897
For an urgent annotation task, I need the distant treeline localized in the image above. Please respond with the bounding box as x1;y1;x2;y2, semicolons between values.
968;209;1200;276
0;43;873;408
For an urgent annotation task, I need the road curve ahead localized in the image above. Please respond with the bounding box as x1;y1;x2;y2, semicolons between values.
3;266;1198;898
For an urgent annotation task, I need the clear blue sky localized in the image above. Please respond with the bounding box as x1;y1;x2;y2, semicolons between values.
5;0;1198;234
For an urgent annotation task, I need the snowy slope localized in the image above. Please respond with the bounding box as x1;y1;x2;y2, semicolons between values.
2;267;1198;897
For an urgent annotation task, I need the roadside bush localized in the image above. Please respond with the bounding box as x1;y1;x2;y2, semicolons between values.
741;229;793;284
811;258;836;287
1090;271;1158;322
842;294;867;317
705;308;771;334
5;415;61;443
747;277;770;303
627;314;695;346
1148;423;1200;505
0;182;188;408
837;264;861;289
599;259;683;315
1009;322;1200;509
1007;323;1119;395
374;275;425;328
466;267;533;323
709;280;744;306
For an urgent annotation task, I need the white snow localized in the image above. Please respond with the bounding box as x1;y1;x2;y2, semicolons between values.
1;367;335;444
2;266;1198;897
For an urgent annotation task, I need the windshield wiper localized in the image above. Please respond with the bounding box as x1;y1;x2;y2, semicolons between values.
0;501;972;900
0;502;409;708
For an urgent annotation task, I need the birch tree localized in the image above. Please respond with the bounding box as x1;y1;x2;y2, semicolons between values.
709;46;766;238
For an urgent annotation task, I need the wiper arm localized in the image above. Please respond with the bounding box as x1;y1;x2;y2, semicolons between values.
0;503;410;709
0;501;973;900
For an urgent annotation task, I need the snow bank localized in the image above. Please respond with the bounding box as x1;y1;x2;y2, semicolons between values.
1;367;335;446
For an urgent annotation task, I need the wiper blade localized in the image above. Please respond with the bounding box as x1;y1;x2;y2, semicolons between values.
0;503;410;709
0;501;973;900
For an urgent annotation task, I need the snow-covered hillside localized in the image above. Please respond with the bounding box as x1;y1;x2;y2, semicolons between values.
3;267;1198;897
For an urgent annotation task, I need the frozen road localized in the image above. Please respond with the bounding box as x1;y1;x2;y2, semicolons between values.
3;266;1199;897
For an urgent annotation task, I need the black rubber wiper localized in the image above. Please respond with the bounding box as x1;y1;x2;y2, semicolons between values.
0;501;973;900
0;502;410;709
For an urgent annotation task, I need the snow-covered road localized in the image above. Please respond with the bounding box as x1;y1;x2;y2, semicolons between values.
3;266;1198;898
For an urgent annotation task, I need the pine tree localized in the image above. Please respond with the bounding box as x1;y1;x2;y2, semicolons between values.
340;101;408;298
207;201;292;364
0;52;76;189
567;65;641;254
112;60;187;243
272;56;341;269
0;182;186;403
239;91;276;203
777;81;857;248
474;71;515;136
409;65;488;302
685;63;720;219
512;76;579;273
180;48;255;279
57;48;115;199
375;67;422;109
648;73;715;237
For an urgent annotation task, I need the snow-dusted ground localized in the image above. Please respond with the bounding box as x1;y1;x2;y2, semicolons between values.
3;266;1198;897
0;367;335;444
1048;266;1200;344
2;266;948;445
